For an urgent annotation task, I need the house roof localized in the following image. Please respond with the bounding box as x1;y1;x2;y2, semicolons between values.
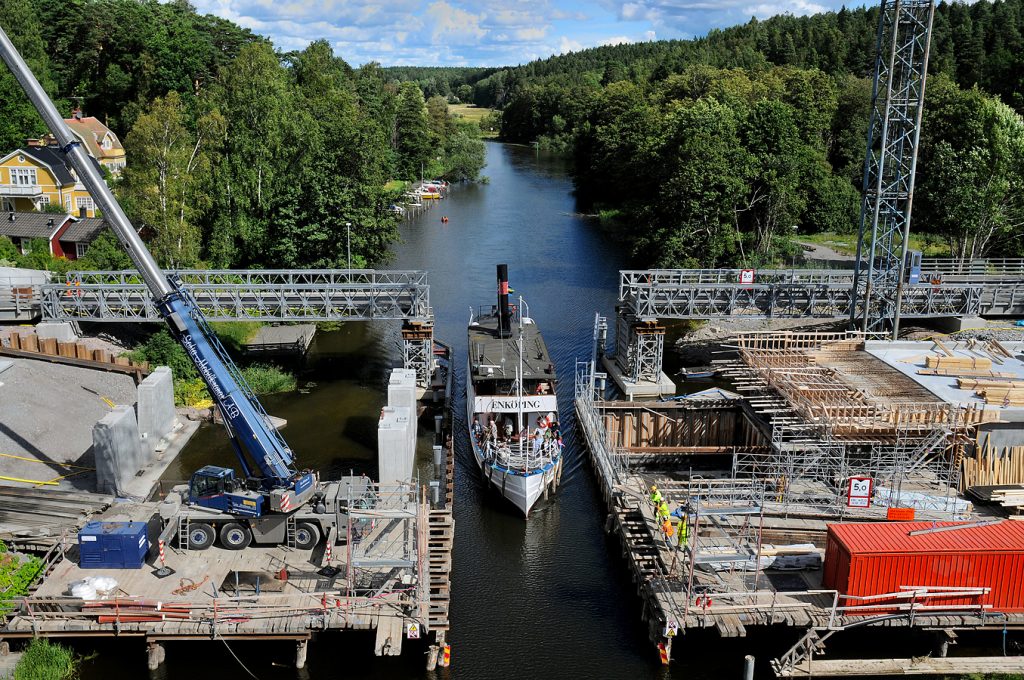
65;117;123;160
10;146;101;186
0;212;70;240
60;216;108;243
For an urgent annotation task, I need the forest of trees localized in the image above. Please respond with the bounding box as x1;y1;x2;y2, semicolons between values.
473;0;1024;267
0;0;486;270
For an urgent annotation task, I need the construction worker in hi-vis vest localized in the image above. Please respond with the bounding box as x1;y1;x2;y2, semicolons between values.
649;484;662;505
676;513;689;548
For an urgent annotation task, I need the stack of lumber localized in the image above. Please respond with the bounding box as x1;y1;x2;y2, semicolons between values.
925;355;992;370
967;485;1024;509
975;386;1024;406
961;436;1024;489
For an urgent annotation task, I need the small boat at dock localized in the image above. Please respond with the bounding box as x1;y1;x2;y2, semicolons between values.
678;366;718;379
466;264;562;516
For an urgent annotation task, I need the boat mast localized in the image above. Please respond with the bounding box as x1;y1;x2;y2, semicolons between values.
518;295;525;465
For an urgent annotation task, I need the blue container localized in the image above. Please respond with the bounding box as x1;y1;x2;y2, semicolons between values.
78;521;149;569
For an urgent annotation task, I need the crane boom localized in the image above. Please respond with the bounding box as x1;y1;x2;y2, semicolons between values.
0;24;305;490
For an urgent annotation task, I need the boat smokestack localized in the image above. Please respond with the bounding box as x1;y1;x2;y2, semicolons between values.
496;263;512;338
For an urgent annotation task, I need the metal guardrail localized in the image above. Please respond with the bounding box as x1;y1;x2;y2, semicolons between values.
41;269;431;322
922;257;1024;276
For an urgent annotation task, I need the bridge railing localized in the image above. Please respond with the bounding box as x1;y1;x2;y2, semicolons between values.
620;269;856;298
64;268;429;287
921;258;1024;277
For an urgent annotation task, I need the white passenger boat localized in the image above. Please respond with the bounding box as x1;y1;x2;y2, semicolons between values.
466;264;562;516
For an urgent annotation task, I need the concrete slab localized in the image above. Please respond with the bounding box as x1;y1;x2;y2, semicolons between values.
865;341;1024;418
0;359;12;375
601;355;676;400
0;358;137;489
93;406;146;497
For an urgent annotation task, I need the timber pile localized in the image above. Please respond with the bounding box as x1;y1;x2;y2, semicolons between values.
926;355;992;371
0;331;149;381
961;435;1024;489
974;386;1024;406
967;485;1024;509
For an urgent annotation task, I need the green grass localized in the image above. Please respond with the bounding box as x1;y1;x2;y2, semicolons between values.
449;103;492;122
383;180;408;192
449;104;499;138
14;640;76;680
797;231;951;257
210;321;263;353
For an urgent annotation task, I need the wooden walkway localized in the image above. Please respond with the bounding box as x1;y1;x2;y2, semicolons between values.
780;655;1024;676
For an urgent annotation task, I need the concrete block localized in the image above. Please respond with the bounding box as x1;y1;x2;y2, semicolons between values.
136;366;177;457
388;368;418;463
378;406;414;486
93;406;146;497
932;316;988;333
388;369;418;411
34;321;77;342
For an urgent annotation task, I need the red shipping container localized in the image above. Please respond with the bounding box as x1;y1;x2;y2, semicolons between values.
823;521;1024;613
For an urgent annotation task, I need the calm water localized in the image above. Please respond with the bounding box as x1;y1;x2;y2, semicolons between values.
75;143;956;679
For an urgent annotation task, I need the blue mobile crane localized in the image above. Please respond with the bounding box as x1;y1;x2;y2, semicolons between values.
0;25;361;550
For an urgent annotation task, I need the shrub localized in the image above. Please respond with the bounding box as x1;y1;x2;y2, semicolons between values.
14;639;76;680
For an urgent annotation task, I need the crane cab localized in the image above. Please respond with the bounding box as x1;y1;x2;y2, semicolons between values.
188;465;264;516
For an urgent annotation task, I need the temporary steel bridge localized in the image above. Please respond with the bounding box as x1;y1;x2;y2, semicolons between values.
32;268;436;386
608;259;1024;392
42;269;431;322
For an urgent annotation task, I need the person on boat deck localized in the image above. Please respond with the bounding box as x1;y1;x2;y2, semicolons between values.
534;415;549;448
503;421;514;441
488;417;498;445
472;417;483;443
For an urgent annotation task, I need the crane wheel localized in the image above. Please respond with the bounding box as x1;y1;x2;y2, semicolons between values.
293;521;321;550
187;523;215;550
219;522;252;550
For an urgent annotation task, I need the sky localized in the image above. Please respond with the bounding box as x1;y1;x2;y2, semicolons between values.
188;0;873;67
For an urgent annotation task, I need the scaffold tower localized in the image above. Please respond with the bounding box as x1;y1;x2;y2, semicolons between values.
852;0;936;338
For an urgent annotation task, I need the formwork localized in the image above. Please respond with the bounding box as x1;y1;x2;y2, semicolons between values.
574;331;1020;675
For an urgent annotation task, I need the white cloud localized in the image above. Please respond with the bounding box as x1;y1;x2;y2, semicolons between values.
183;0;878;67
558;36;584;54
425;1;488;44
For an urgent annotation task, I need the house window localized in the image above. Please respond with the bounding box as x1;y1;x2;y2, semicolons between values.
1;199;12;211
76;242;88;258
10;167;37;186
19;239;30;256
76;196;95;214
35;195;50;210
101;135;112;150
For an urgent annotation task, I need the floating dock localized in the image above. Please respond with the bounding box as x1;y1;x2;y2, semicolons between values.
575;331;1024;675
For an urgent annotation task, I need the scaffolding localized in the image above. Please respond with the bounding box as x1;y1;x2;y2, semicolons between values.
401;320;434;388
614;308;665;384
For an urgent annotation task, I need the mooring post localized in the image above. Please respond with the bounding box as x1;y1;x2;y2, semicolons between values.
295;639;308;669
146;641;165;671
743;654;755;680
426;644;439;670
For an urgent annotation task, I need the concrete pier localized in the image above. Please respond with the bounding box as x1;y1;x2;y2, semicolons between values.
136;366;177;456
378;406;414;485
93;406;145;496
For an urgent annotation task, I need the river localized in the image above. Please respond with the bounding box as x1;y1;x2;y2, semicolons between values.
76;142;900;679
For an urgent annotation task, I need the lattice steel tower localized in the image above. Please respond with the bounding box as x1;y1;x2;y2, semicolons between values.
851;0;935;338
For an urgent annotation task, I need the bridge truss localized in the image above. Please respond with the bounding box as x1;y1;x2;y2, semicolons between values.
43;269;435;386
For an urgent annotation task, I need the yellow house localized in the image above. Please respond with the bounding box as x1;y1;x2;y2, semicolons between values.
0;145;103;218
65;111;126;176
